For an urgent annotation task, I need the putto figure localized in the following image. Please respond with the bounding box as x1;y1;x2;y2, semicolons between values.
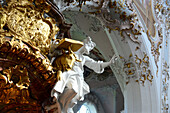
45;36;118;113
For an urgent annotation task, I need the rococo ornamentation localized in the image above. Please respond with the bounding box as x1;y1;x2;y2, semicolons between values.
0;0;118;112
0;0;66;112
53;0;143;45
121;53;153;85
161;62;169;113
0;0;59;55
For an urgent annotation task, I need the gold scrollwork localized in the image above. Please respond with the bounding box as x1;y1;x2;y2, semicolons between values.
0;0;62;112
136;54;153;85
0;0;59;54
123;62;136;75
143;53;149;66
135;55;142;66
147;70;153;84
3;65;30;89
139;73;146;86
0;37;54;79
123;53;153;85
0;74;8;87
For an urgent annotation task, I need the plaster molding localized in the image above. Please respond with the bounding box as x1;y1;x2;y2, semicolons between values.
54;1;168;75
55;0;143;45
134;0;169;75
161;61;169;113
120;53;153;86
88;0;143;45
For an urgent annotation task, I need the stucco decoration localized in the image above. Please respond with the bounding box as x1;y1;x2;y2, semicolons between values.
54;0;169;76
154;0;169;31
120;53;153;85
89;0;143;45
135;53;153;85
146;0;169;73
122;55;137;85
161;62;169;113
63;11;104;38
53;0;143;45
154;0;170;50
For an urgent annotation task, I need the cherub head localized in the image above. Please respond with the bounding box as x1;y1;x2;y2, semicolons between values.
82;36;96;54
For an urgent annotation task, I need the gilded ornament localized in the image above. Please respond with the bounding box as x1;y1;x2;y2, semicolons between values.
143;53;149;66
0;12;7;30
147;72;153;83
121;53;153;85
135;55;142;66
161;62;169;113
0;0;59;55
121;54;137;84
0;74;8;87
139;74;146;85
3;65;30;89
0;36;56;112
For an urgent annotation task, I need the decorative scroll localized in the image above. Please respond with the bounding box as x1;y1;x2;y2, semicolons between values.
0;0;59;55
120;54;137;85
135;53;153;85
0;0;61;112
0;37;57;112
161;62;169;113
87;0;142;45
0;0;85;112
55;0;143;45
121;53;153;85
57;0;169;77
147;0;169;74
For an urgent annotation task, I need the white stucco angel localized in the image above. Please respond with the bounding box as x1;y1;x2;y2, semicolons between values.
45;36;118;113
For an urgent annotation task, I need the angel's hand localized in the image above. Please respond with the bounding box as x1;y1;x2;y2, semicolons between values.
110;54;118;64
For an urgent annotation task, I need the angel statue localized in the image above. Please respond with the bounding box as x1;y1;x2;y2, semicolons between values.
44;36;118;113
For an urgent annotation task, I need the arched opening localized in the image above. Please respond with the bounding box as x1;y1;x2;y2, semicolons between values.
77;102;97;113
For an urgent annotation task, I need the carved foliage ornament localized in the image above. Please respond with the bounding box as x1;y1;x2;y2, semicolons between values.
121;53;153;85
0;38;58;110
0;0;61;112
0;0;85;112
0;38;55;81
120;54;137;85
61;0;168;77
135;53;153;85
87;0;142;45
0;0;59;55
147;0;169;73
59;0;143;44
161;62;169;113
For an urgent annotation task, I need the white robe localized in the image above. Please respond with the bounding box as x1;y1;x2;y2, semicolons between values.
51;53;104;102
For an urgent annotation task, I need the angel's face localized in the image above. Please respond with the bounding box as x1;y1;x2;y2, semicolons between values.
82;37;96;54
83;43;94;54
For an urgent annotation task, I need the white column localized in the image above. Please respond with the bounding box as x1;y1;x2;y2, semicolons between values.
124;79;159;113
